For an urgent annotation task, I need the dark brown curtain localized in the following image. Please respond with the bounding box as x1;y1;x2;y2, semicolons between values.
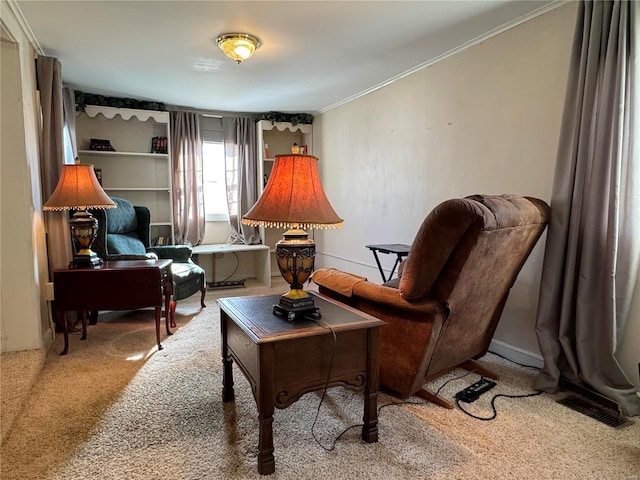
534;0;639;416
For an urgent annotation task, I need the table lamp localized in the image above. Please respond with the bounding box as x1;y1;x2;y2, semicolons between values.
242;154;343;320
43;162;116;268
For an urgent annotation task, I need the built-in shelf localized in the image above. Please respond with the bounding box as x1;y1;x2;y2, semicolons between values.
256;120;313;276
83;105;168;124
76;105;174;244
79;149;169;159
103;187;170;191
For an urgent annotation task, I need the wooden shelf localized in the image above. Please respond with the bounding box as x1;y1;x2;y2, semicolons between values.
103;187;170;191
79;150;168;158
256;120;313;275
76;106;174;243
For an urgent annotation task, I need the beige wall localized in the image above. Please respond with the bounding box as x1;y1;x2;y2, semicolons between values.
314;3;578;367
1;1;51;352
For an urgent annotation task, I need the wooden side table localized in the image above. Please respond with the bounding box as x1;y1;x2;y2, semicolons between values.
217;291;384;475
53;259;173;355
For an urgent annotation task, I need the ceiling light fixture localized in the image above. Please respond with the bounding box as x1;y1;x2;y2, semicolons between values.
216;33;260;63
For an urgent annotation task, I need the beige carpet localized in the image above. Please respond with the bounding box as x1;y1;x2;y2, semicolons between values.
1;279;638;480
0;348;45;444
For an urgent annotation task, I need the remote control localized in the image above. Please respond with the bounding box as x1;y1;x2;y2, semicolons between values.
455;378;497;403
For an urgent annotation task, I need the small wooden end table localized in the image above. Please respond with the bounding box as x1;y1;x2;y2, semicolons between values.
217;291;384;475
53;259;173;355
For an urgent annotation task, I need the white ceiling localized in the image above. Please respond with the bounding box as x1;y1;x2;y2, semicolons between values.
15;0;560;114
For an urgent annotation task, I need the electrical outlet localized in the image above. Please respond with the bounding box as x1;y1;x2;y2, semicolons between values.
45;282;55;301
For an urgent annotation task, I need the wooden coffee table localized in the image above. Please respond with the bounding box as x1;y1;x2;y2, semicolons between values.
53;259;173;355
217;291;384;475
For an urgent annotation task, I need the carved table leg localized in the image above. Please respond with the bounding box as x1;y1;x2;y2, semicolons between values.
163;271;176;331
257;343;276;475
362;327;380;443
154;306;163;350
58;309;69;356
221;312;235;402
169;301;177;329
200;285;207;308
257;412;275;475
164;291;173;335
80;311;88;340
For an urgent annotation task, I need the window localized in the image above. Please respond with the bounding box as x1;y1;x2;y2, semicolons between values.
62;123;75;164
201;115;228;222
203;141;228;222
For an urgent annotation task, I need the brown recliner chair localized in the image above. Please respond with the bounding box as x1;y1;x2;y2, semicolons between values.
312;194;550;408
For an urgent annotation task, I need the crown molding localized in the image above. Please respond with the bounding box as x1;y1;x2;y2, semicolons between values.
4;0;43;54
320;0;569;114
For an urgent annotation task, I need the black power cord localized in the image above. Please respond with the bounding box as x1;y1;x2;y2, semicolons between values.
220;252;240;283
307;317;338;451
434;369;478;396
312;398;429;452
308;364;478;451
487;349;542;371
451;352;544;421
307;317;428;452
308;350;548;450
455;389;544;421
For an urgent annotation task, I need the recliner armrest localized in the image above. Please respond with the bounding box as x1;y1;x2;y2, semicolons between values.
311;268;367;297
313;267;444;316
351;280;445;316
147;245;193;263
105;253;157;261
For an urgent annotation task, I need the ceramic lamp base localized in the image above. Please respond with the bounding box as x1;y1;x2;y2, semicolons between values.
273;228;321;321
69;209;102;268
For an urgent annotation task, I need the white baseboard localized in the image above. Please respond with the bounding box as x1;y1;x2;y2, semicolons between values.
43;325;55;351
488;339;544;369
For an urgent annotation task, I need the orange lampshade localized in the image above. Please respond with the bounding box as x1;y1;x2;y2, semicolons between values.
43;163;115;211
43;162;115;268
242;154;343;229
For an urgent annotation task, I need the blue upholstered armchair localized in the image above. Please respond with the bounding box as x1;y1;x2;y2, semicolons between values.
90;197;206;326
